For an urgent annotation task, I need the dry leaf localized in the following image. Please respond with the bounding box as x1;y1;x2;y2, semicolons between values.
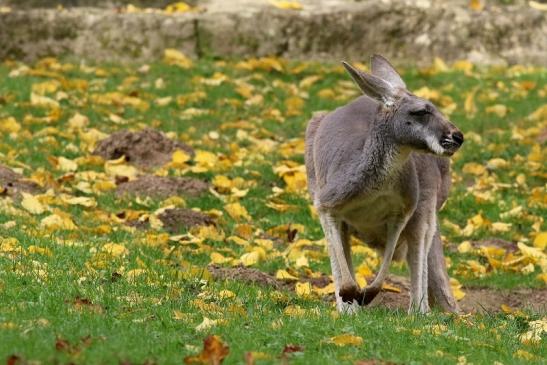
327;334;364;347
184;335;229;365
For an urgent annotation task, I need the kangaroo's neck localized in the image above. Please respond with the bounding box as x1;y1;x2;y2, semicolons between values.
357;118;410;190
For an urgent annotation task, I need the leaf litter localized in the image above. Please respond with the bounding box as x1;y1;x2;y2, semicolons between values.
0;54;545;364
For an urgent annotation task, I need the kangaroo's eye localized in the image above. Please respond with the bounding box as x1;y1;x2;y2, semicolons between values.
410;109;429;117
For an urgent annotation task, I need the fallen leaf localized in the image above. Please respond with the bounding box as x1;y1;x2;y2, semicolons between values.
21;192;45;214
270;0;302;10
184;335;229;365
327;334;364;347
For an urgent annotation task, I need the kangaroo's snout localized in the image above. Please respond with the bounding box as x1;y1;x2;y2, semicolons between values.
440;129;464;155
451;131;464;146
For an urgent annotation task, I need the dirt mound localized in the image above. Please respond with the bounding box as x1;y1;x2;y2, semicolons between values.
93;128;194;169
0;164;42;196
208;265;283;290
116;175;208;198
158;208;214;234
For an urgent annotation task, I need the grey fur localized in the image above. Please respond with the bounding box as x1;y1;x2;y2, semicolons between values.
305;56;464;313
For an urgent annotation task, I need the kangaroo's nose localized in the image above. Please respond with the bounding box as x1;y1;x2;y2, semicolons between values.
452;131;464;146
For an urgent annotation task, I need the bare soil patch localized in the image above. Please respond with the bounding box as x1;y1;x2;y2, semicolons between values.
208;267;547;313
158;208;214;234
374;276;547;313
208;265;283;289
93;128;193;169
116;175;208;198
0;164;42;196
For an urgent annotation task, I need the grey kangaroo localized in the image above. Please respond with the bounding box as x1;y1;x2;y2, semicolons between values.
305;55;464;314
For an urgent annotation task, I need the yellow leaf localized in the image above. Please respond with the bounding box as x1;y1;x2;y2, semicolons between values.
450;278;466;301
462;162;486;176
381;283;401;293
164;2;192;13
68;113;89;130
312;282;335;296
28;245;52;257
40;213;77;231
224;202;251;222
469;0;484;11
452;60;474;74
276;269;299;281
193;150;218;172
485;104;508;118
171;150;191;166
60;196;97;208
527;104;547;121
192;225;225;242
32;80;60;95
195;317;217;331
490;222;512;233
164;48;192;69
486;158;509;170
432;57;448;73
21;193;45;215
295;282;312;297
173;310;190;321
533;232;547;250
283;305;305;317
212;175;233;193
285;96;304;116
518;242;546;261
519;318;547;344
102;243;128;257
528;144;543;163
240;249;263;266
537;273;547;284
210;252;233;265
30;92;59;108
318;88;335;99
104;158;138;180
356;273;367;288
0;117;21;134
270;0;302;10
218;290;236;299
126;269;146;283
457;241;473;254
464;87;478;116
299;75;320;89
295;255;309;268
514;349;536;361
501;303;518;314
529;1;547;11
328;334;364;347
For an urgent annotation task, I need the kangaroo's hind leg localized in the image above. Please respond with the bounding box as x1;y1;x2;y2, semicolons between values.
428;226;460;313
405;202;436;314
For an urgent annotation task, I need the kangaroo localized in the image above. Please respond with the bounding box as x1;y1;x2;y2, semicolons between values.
305;55;464;314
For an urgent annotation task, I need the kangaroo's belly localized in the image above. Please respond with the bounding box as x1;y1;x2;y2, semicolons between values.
339;191;406;246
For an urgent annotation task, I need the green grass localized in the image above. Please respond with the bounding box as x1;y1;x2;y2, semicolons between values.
0;57;545;364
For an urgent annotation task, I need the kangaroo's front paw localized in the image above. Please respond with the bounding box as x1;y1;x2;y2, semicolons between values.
358;286;380;306
338;283;363;304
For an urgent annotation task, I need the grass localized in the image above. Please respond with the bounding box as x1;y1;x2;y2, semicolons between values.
0;56;545;364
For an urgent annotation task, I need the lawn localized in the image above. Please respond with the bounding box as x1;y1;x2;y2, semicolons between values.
0;54;545;364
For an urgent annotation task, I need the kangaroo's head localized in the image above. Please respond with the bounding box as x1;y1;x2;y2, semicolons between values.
342;55;464;156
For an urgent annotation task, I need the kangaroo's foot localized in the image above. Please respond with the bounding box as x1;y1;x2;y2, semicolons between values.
338;282;363;304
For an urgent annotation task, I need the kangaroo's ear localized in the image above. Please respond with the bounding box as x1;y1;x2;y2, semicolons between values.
342;61;397;106
371;54;406;90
